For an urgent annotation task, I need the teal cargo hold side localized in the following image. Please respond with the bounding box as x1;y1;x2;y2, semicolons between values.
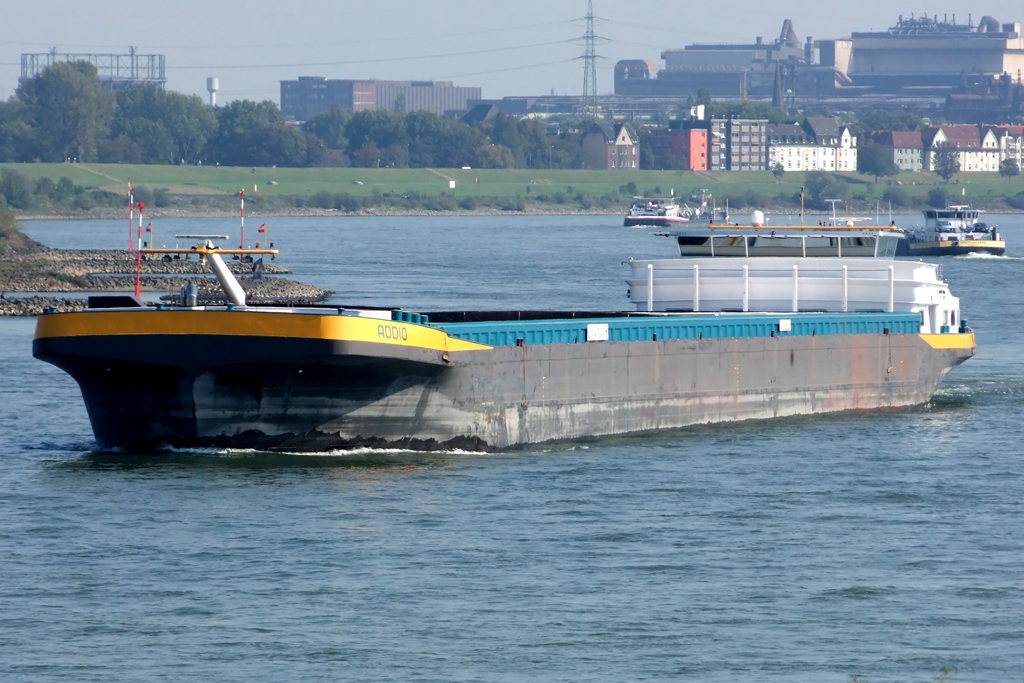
434;312;922;347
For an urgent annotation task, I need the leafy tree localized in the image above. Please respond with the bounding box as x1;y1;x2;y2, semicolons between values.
855;110;906;133
345;109;408;153
205;100;314;167
475;144;515;169
379;143;408;168
706;101;787;124
931;143;960;182
804;170;848;208
301;104;352;150
857;144;898;183
113;116;176;164
637;129;655;170
350;142;381;168
97;134;142;164
772;162;785;183
16;61;115;161
0;98;35;162
999;158;1020;182
404;110;482;168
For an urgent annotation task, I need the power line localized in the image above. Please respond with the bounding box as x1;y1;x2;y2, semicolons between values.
0;19;578;51
165;39;573;70
438;58;578;80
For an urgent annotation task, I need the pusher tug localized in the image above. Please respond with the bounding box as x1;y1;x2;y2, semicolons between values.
33;233;975;452
897;205;1005;257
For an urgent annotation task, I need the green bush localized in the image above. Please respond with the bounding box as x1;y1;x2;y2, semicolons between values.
0;169;34;209
1007;192;1024;210
333;193;363;211
312;190;334;209
73;193;96;210
423;195;456;212
501;197;525;211
133;186;154;206
54;177;76;200
744;190;768;207
882;187;909;207
927;187;948;209
725;193;747;209
34;177;56;198
458;196;478;210
153;188;171;207
91;190;122;207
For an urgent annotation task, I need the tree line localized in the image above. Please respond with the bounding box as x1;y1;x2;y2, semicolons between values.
0;61;587;169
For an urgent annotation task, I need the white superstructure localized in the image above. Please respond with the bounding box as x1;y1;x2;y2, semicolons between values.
627;257;960;334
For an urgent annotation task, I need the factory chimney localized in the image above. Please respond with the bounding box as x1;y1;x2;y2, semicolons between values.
805;36;815;64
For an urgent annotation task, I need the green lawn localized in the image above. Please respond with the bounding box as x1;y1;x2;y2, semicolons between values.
2;162;1022;204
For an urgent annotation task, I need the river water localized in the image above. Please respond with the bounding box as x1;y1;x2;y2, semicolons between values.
1;214;1022;682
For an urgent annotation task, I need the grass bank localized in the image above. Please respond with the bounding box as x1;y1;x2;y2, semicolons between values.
2;163;1023;215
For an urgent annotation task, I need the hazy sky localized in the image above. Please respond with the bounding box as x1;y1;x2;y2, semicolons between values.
3;1;1022;103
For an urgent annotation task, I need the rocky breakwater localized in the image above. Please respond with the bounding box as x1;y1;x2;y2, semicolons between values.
0;296;87;317
0;248;329;316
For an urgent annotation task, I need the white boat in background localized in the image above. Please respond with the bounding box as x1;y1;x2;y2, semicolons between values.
624;197;689;227
625;192;729;228
898;205;1004;256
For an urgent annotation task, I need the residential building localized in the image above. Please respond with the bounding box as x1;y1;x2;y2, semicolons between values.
766;123;815;170
726;118;769;170
870;131;924;171
766;117;857;171
708;118;728;170
921;125;1000;171
649;126;708;170
581;122;640;170
986;124;1024;167
280;78;482;120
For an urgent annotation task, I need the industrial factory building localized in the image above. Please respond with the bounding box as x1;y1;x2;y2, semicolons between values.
614;15;1024;108
280;78;482;120
848;15;1024;92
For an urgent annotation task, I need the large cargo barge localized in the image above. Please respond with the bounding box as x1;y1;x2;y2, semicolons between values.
32;242;975;452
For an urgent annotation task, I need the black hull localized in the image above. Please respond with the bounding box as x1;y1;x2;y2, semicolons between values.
896;241;1005;257
624;217;688;228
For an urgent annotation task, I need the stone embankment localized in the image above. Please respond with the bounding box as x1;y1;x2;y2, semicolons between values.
0;296;87;317
0;248;329;316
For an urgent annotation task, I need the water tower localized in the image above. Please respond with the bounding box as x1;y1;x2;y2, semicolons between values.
206;77;219;106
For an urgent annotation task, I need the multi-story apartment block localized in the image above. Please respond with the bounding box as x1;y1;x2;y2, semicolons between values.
767;117;857;171
921;125;1000;172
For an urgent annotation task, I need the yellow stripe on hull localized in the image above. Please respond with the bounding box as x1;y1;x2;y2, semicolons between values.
34;309;492;352
919;332;976;350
